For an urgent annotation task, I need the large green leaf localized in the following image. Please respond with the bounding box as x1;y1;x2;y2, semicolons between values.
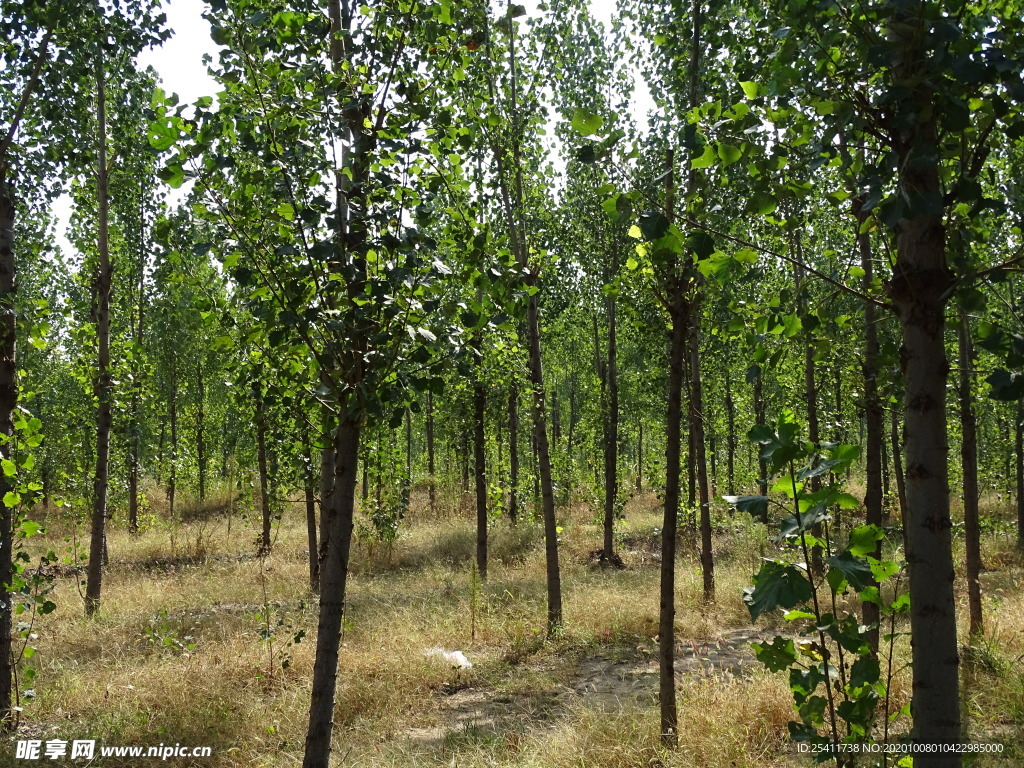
752;636;796;671
691;144;717;169
723;494;770;519
825;550;873;593
744;559;814;621
571;108;604;136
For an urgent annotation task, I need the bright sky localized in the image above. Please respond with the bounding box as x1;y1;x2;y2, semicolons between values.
52;0;645;253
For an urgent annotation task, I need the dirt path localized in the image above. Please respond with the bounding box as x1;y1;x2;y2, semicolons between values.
403;627;781;746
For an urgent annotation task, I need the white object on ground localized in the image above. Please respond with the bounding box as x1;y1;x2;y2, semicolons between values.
424;647;473;669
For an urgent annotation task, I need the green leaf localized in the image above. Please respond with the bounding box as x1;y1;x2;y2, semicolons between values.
691;144;717;169
752;636;796;671
986;370;1024;401
276;202;295;221
723;494;769;519
1;459;15;477
847;524;883;557
747;191;777;215
739;80;759;99
638;211;670;241
744;559;814;621
867;556;900;583
717;143;742;165
686;229;715;259
571;108;604;137
825;550;873;592
849;655;880;690
3;491;21;508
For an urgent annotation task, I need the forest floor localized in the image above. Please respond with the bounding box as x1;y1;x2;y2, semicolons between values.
5;485;1023;767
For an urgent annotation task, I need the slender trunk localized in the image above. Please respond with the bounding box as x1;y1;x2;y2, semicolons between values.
889;11;961;751
318;409;336;592
566;384;577;458
156;419;165;485
255;387;272;553
168;377;178;518
303;0;375;760
527;294;562;632
753;373;768;503
661;301;684;749
85;52;112;616
128;191;146;534
958;311;983;638
709;429;717;494
197;363;206;501
305;473;318;592
725;371;735;494
854;195;883;652
303;413;361;767
551;389;561;443
402;407;411;514
685;366;696;514
0;173;19;731
360;445;367;501
795;237;823;577
461;431;469;494
427;390;436;514
659;150;679;748
302;412;319;593
890;406;908;528
881;424;891;518
1016;400;1023;548
474;337;488;581
507;384;518;525
688;301;714;601
636;418;643;493
603;289;618;561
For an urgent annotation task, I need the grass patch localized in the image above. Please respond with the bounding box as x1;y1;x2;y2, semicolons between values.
8;484;1023;766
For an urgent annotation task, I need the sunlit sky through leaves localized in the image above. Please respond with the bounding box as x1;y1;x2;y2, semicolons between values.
52;0;651;254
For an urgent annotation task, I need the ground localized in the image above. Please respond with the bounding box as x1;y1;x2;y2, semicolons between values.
4;484;1022;767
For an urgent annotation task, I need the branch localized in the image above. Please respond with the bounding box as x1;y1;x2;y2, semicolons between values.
0;26;56;170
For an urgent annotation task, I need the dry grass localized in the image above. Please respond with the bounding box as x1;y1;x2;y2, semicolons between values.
4;483;1022;767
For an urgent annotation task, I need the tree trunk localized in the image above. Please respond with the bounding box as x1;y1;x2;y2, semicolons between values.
854;195;884;653
1016;399;1023;548
197;362;206;501
168;377;178;518
427;390;436;515
318;409;336;592
659;151;680;748
401;407;411;514
661;298;684;748
86;51;112;617
958;310;983;638
128;190;146;534
302;412;319;593
725;371;735;494
753;373;768;503
474;337;488;581
888;11;961;751
890;407;908;528
507;385;518;525
795;236;824;577
255;387;272;554
636;418;643;493
603;288;618;562
302;413;361;767
527;293;562;632
685;365;696;515
688;300;714;601
0;174;19;731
